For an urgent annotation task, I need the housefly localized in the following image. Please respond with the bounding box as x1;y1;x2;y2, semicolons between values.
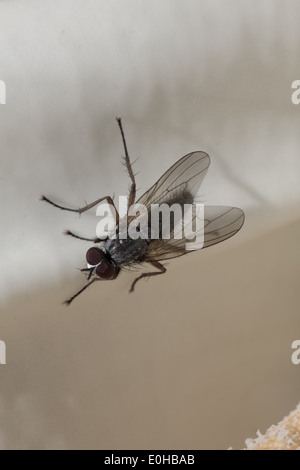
41;118;245;305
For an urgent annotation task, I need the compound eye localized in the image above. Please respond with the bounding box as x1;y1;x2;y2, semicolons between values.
86;247;104;266
96;261;117;280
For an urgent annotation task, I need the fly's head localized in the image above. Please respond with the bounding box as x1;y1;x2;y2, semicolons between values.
84;247;120;281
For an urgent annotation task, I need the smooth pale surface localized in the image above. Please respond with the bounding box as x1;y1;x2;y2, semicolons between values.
0;0;299;449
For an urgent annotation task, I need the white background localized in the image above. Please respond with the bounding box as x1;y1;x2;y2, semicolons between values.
0;0;299;449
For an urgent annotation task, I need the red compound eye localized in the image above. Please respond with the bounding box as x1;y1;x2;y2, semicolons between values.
86;247;104;266
96;261;117;280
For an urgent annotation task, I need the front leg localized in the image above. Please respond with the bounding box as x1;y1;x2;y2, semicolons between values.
40;194;119;224
63;230;103;243
64;278;100;306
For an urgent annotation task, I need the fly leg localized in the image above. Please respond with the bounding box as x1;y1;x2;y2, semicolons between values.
40;194;119;223
116;117;136;206
129;261;166;293
63;230;103;243
64;278;101;306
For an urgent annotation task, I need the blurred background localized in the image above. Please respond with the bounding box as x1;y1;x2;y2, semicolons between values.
0;0;299;449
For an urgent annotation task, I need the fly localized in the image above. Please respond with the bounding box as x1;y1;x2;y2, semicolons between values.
40;118;245;305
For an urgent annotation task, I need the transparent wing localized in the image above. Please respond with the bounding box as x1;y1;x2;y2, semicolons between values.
143;206;245;262
201;206;245;248
136;151;210;207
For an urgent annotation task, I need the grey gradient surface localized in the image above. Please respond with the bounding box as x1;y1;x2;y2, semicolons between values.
0;0;299;449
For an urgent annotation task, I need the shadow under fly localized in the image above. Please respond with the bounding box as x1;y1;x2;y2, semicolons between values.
40;118;245;305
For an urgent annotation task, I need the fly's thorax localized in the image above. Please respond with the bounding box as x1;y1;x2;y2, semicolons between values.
105;236;149;264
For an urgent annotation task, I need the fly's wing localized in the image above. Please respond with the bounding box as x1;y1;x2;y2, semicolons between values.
136;151;210;207
132;151;244;262
143;206;245;262
201;206;245;248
